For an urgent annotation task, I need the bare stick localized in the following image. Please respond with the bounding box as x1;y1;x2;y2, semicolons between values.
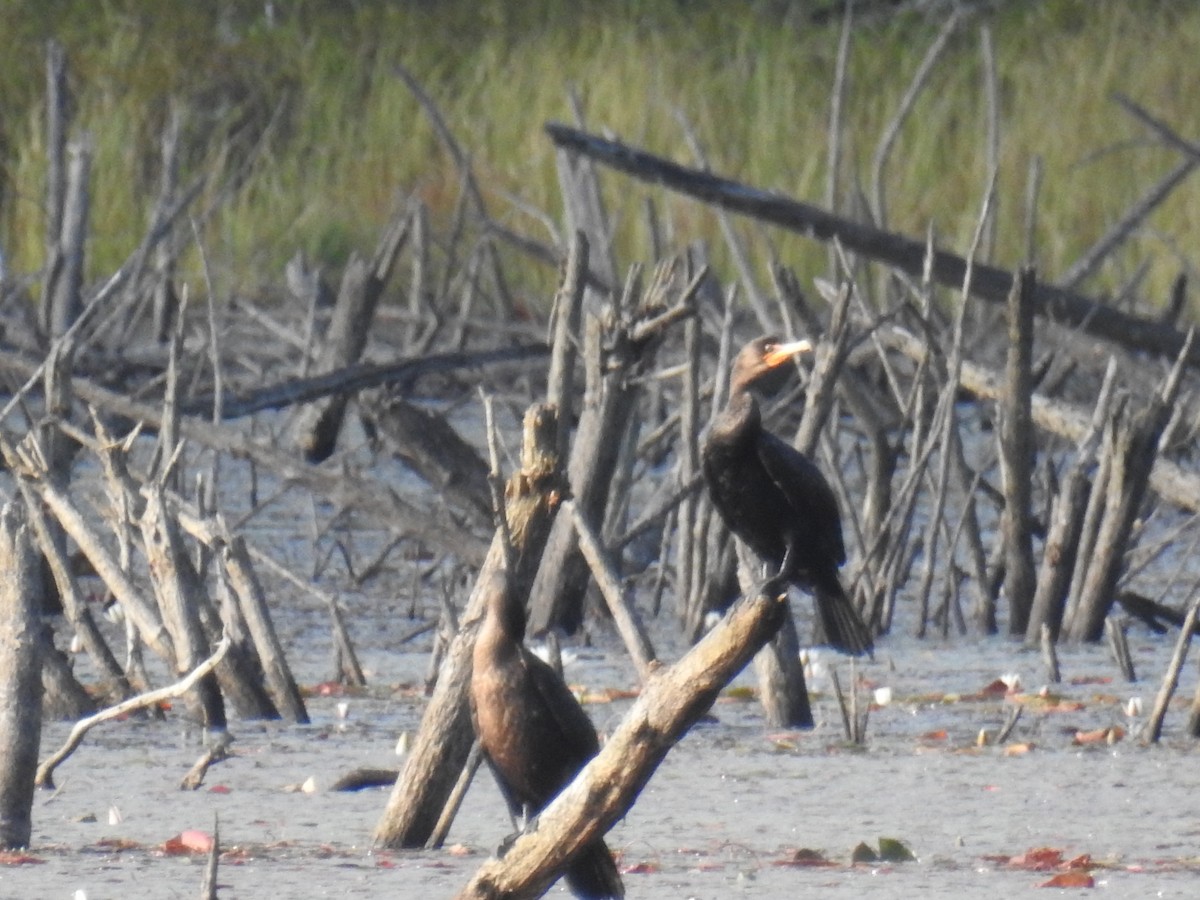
566;499;657;682
37;634;231;789
1142;601;1199;745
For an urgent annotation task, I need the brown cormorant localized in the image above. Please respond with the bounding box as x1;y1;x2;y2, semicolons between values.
702;335;873;656
471;575;624;899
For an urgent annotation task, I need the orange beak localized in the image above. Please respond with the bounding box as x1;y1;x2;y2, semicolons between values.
762;338;814;368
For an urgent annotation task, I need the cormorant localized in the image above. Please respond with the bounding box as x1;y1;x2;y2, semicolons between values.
702;335;873;656
471;575;624;899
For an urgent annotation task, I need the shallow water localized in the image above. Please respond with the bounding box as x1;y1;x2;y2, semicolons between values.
10;611;1200;899
7;417;1200;898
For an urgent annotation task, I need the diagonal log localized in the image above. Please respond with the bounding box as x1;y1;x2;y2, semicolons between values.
544;122;1198;367
455;586;787;899
879;324;1200;513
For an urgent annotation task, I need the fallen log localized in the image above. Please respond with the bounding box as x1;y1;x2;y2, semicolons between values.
879;325;1200;513
455;585;788;899
544;122;1198;367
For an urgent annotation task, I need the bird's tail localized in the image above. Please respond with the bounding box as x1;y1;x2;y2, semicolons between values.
812;573;874;657
565;840;624;899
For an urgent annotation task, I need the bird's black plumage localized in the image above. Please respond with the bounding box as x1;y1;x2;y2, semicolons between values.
470;575;624;899
702;336;873;656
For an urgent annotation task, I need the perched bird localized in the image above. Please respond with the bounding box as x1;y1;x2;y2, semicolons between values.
470;574;624;899
702;335;873;656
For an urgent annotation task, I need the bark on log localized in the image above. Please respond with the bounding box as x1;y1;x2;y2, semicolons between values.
545;121;1200;368
374;403;563;849
220;535;309;723
289;207;410;462
181;343;550;420
999;268;1038;635
362;392;492;532
455;586;788;899
528;264;696;635
140;485;227;731
0;502;44;850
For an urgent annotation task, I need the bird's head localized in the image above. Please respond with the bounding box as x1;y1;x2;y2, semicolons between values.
730;335;814;395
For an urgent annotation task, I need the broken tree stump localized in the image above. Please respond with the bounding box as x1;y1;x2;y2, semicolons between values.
0;502;44;850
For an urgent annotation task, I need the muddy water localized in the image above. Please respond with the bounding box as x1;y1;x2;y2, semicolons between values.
10;615;1200;899
7;430;1200;898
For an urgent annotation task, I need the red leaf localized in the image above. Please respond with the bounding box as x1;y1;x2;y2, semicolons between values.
622;861;660;874
0;852;43;866
1010;847;1063;870
1039;871;1095;888
208;784;232;794
163;829;214;855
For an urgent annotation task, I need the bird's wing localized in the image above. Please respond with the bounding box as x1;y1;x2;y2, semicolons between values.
522;649;601;762
755;431;847;566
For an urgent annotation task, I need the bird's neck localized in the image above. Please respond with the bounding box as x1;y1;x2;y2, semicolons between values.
480;583;527;647
710;388;761;448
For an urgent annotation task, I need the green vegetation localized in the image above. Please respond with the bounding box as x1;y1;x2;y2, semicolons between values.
1;0;1197;311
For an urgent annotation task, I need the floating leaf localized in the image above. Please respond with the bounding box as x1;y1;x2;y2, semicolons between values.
0;852;43;866
918;729;948;742
779;848;834;868
1039;871;1094;888
1008;847;1063;870
851;842;878;863
95;838;142;852
1073;727;1123;745
1003;742;1035;755
163;829;214;855
723;686;757;701
622;861;660;874
877;838;916;862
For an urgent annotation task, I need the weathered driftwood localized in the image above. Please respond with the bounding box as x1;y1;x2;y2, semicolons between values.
999;268;1038;635
741;546;812;729
565;499;657;682
1142;601;1199;745
289;205;410;462
1023;359;1116;644
879;324;1200;513
544;121;1199;367
181;343;551;420
0;349;492;564
36;634;231;790
20;479;131;703
244;542;365;686
374;403;563;849
546;232;588;463
454;585;789;899
1064;331;1193;642
0;502;44;850
141;485;228;731
528;262;698;635
362;392;492;532
220;536;309;722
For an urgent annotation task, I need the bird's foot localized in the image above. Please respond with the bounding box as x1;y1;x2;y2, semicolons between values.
756;570;790;600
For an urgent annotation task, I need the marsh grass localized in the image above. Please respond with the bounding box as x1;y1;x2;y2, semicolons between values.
1;0;1197;313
